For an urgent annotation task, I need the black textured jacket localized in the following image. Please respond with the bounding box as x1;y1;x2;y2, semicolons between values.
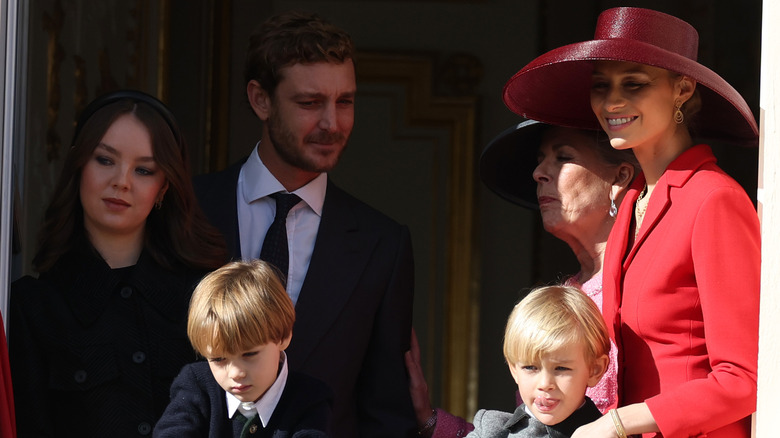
10;241;205;437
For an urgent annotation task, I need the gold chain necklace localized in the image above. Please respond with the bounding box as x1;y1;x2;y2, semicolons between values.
635;185;649;236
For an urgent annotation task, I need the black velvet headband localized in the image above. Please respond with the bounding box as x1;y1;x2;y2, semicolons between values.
71;89;182;147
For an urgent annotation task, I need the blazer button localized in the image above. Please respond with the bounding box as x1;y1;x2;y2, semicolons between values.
132;351;146;363
137;422;152;435
73;370;87;384
249;424;258;434
120;286;133;298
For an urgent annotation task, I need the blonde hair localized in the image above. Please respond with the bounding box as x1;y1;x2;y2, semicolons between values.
187;260;295;356
503;285;609;367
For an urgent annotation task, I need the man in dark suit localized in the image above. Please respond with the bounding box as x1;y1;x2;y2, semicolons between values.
194;11;417;437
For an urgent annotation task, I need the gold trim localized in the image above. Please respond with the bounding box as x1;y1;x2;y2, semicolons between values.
43;0;64;161
203;0;232;174
356;52;479;418
128;0;149;90
157;0;171;101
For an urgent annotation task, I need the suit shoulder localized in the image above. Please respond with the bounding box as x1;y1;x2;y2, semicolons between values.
180;361;214;381
471;409;513;436
193;160;245;195
691;161;746;189
683;165;755;211
168;361;227;410
327;182;406;229
170;361;219;391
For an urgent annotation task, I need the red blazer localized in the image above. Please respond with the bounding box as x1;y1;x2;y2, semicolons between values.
603;145;759;438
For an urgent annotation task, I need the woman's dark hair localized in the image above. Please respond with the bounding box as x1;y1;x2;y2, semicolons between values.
33;91;227;272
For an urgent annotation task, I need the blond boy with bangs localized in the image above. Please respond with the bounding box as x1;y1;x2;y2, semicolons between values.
154;260;332;437
467;286;609;438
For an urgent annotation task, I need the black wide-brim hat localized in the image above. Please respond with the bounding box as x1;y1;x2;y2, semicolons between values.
502;7;758;147
479;119;548;209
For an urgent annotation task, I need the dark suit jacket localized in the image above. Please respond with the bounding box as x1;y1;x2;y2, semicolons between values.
194;161;417;437
153;361;332;437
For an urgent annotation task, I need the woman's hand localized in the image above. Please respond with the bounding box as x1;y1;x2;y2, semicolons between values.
572;403;659;438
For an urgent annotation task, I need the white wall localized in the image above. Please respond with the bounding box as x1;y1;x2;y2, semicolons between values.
755;1;779;435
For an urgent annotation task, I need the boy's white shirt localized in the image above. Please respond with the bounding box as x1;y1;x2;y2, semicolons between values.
226;351;289;427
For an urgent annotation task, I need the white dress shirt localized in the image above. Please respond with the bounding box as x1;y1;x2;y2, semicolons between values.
236;143;326;304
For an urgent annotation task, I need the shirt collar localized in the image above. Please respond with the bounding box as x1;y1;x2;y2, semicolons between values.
240;143;327;216
226;351;289;427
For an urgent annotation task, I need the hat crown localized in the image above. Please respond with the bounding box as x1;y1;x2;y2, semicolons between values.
595;7;699;62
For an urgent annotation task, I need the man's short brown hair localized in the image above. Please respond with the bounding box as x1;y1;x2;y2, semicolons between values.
244;10;354;96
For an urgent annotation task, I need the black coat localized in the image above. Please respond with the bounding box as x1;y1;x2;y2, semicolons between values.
10;241;205;437
153;361;332;438
194;162;417;437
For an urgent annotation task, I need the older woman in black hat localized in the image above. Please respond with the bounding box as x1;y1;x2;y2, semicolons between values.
406;120;637;437
505;7;760;438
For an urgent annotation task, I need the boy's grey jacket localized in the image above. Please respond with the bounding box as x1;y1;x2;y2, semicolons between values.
466;397;601;438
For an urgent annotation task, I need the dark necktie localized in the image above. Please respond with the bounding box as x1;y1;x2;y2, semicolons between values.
260;192;301;281
232;411;261;436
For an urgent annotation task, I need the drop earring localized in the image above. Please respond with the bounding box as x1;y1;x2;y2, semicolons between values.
674;101;684;124
609;194;618;218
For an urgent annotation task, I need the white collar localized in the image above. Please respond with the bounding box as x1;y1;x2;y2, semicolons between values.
225;351;289;427
240;143;327;216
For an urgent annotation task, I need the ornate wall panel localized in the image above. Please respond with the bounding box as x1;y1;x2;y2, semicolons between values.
331;51;480;418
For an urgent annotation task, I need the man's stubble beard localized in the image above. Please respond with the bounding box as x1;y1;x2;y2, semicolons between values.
267;110;349;173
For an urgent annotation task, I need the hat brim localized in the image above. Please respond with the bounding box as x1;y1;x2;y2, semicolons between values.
479;120;548;209
503;39;758;146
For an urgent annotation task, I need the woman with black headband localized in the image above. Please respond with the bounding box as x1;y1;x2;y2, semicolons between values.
10;90;227;436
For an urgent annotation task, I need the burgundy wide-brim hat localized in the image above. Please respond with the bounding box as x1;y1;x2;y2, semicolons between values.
480;119;548;210
503;7;758;146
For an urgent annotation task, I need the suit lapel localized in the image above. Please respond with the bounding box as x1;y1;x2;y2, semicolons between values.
624;177;671;267
603;177;640;339
287;181;379;367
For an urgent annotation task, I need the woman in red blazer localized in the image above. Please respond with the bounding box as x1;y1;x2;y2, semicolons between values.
501;7;760;438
